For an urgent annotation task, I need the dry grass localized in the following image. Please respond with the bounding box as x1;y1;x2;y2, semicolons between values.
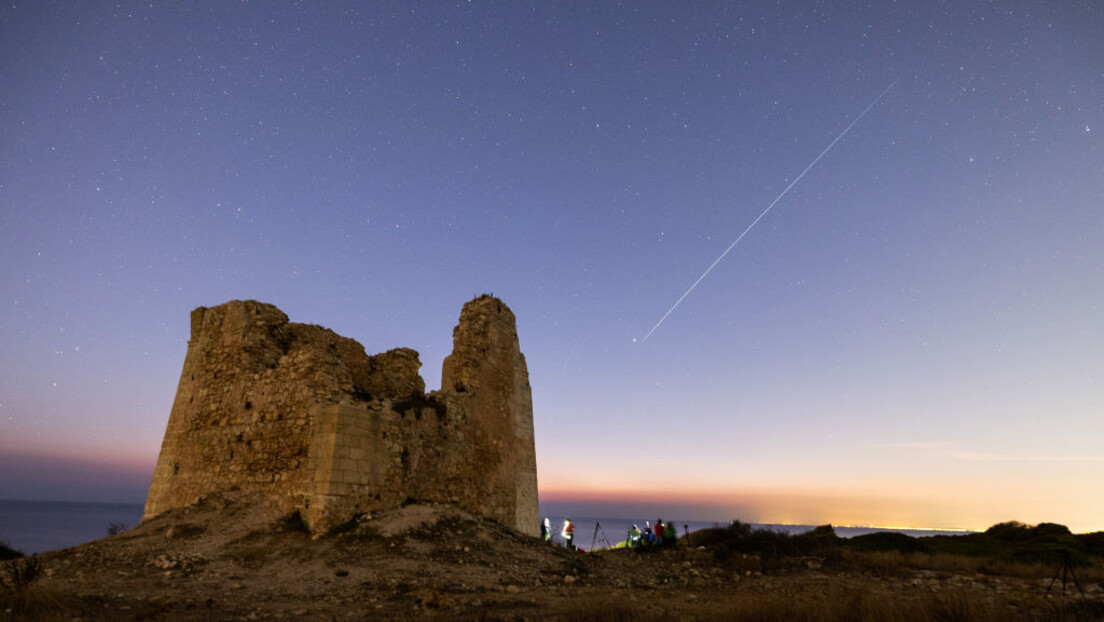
0;556;113;622
0;589;120;622
720;587;1009;622
838;548;1104;583
559;598;681;622
557;587;1104;622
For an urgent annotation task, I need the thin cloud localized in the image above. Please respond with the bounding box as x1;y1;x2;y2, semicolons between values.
860;442;1104;464
858;441;953;450
951;452;1104;463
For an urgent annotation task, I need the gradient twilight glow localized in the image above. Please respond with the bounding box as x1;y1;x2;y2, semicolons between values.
2;2;1102;532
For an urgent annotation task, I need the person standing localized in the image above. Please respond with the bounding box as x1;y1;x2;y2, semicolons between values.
541;518;551;542
562;518;575;550
654;519;665;546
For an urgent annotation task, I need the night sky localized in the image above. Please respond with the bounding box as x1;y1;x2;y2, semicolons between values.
2;2;1102;531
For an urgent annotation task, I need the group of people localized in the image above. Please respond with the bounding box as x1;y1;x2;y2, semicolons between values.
540;517;576;549
627;518;677;548
539;517;679;551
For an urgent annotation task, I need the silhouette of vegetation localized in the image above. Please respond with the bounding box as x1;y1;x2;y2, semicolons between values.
691;520;841;564
1079;530;1104;557
847;531;934;554
688;519;1104;571
106;522;128;536
921;521;1096;566
986;520;1071;541
0;541;23;561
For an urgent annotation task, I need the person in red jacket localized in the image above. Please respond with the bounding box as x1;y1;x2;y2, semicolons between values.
562;518;575;550
654;519;665;546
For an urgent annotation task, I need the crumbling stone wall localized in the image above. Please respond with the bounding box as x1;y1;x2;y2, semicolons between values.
143;296;539;536
439;297;539;539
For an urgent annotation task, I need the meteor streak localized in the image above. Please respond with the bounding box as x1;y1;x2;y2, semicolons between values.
639;79;898;343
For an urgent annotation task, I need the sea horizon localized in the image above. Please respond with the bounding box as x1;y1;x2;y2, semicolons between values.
1;498;985;556
537;515;975;551
0;498;146;555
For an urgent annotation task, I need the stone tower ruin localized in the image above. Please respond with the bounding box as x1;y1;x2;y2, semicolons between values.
143;295;539;536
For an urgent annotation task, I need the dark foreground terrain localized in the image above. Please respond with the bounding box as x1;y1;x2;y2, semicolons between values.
3;493;1103;621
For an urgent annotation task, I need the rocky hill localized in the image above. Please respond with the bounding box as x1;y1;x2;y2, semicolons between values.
4;494;1103;621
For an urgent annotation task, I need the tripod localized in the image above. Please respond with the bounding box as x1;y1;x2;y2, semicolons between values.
1044;550;1084;598
590;520;612;551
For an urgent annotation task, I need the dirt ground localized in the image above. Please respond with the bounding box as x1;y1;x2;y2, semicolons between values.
4;493;1103;621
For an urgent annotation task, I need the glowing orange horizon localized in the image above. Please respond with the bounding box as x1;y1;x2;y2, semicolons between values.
536;484;1100;533
5;448;1100;533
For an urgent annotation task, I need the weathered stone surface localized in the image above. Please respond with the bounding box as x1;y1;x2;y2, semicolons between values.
440;295;538;538
143;296;539;536
363;347;425;400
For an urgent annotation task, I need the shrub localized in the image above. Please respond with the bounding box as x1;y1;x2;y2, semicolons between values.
1029;522;1072;540
1078;531;1104;557
0;541;23;561
0;555;42;592
847;531;933;554
981;520;1072;543
702;520;838;564
106;522;128;536
984;521;1030;541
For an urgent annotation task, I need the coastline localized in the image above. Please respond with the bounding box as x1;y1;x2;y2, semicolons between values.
3;499;974;556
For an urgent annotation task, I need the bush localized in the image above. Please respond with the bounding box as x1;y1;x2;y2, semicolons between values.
0;555;42;592
982;520;1071;543
1078;531;1104;556
0;541;24;561
106;522;128;536
847;531;933;554
984;521;1030;541
701;520;840;563
1029;522;1072;540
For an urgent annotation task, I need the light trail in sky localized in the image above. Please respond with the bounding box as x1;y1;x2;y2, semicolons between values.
638;79;899;343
